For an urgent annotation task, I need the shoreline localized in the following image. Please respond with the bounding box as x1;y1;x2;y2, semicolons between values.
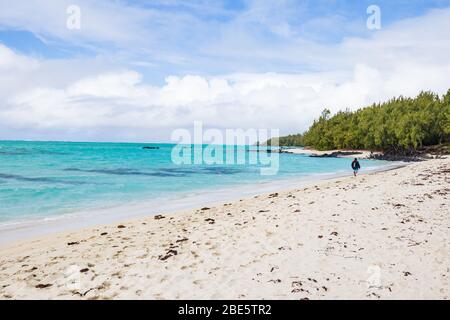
0;161;405;246
0;157;448;299
282;146;446;162
282;147;381;159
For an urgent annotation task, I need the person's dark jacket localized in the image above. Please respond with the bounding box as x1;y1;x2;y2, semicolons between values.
351;160;361;170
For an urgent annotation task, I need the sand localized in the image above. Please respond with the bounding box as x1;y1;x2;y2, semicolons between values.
0;157;448;300
283;148;382;159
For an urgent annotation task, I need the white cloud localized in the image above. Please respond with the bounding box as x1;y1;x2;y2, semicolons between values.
0;45;39;71
0;6;449;142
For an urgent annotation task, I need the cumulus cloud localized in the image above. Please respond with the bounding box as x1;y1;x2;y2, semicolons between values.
0;45;39;71
0;6;449;142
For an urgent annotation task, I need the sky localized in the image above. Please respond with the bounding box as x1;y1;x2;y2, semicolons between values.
0;0;449;142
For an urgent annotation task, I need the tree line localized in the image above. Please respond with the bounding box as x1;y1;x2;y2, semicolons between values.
266;89;450;153
264;134;305;147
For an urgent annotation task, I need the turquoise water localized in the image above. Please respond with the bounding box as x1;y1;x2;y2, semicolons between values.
0;141;388;226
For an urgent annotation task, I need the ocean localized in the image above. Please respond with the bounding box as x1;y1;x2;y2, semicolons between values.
0;140;391;237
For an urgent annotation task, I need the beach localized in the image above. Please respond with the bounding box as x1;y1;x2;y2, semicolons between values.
283;148;383;159
0;156;448;300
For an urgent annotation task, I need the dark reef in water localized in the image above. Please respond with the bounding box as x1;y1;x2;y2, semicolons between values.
64;168;183;177
62;166;244;177
0;173;87;185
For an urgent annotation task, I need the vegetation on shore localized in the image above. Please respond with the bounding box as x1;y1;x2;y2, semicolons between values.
265;134;305;147
267;89;450;154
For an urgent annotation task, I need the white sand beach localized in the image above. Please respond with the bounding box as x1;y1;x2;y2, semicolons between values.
283;148;382;159
0;157;448;300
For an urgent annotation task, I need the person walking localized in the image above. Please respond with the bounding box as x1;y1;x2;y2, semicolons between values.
351;158;361;177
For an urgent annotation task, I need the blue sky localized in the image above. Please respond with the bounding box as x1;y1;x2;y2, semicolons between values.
0;0;449;142
1;0;449;81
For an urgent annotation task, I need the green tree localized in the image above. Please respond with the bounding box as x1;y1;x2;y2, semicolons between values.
274;89;450;152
